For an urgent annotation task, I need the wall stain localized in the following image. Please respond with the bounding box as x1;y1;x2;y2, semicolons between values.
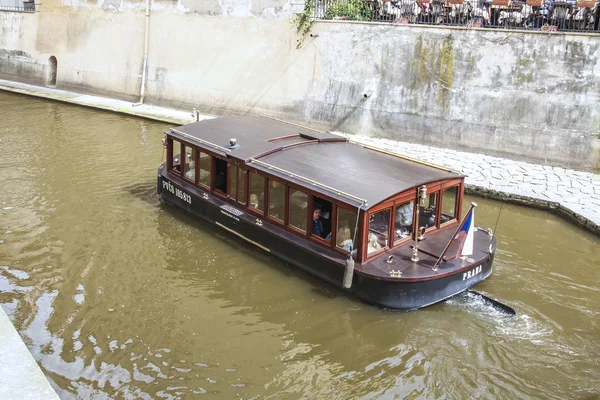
437;34;454;110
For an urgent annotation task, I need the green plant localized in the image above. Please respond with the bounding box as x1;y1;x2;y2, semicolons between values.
295;0;316;49
325;0;371;21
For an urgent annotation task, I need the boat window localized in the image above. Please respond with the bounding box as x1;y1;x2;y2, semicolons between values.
198;152;211;188
419;192;438;229
214;158;227;193
183;145;196;182
237;168;246;205
268;180;285;221
441;186;458;224
394;200;415;241
337;207;358;254
289;188;308;233
368;209;390;255
229;163;238;200
170;139;182;173
249;170;264;213
311;196;331;242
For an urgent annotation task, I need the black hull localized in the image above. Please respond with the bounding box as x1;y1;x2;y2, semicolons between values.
158;170;494;310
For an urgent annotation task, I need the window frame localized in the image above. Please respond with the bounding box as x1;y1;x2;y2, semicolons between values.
196;150;213;190
265;177;287;227
211;156;229;199
167;138;183;176
307;191;336;248
182;145;197;185
364;203;394;260
287;182;310;237
439;181;462;228
246;168;267;217
392;195;417;247
334;202;362;258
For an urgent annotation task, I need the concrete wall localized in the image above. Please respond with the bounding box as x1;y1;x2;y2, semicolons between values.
0;1;599;170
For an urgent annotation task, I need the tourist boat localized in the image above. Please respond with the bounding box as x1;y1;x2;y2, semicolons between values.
157;116;497;310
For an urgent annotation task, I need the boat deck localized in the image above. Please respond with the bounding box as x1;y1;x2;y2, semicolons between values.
358;228;494;281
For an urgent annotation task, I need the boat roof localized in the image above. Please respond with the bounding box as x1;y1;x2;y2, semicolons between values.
169;116;462;209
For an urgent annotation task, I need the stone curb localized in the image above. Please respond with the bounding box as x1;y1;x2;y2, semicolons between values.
464;185;600;236
1;80;598;237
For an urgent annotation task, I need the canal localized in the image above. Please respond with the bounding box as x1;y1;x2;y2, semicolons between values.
0;91;599;399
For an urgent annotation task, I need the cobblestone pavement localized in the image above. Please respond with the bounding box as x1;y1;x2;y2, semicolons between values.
1;80;598;235
336;133;600;235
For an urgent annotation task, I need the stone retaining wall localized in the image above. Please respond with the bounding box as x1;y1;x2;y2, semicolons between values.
1;1;599;170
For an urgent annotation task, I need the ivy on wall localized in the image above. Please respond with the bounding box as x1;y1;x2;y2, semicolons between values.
295;0;315;49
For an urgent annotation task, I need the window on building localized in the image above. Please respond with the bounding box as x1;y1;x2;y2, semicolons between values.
0;0;35;12
268;180;285;222
289;188;308;233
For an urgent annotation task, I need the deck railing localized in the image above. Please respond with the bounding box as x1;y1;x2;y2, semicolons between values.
313;0;600;33
0;0;35;12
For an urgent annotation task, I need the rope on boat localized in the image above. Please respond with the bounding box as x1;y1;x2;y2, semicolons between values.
343;204;361;289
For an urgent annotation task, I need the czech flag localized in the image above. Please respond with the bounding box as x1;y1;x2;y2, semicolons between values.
456;207;475;256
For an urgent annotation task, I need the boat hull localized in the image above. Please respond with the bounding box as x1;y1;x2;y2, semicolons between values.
158;170;494;310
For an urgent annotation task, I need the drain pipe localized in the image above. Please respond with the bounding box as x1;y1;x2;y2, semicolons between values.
133;0;150;106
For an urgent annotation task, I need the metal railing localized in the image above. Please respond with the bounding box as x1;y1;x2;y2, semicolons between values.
0;0;35;12
313;0;600;32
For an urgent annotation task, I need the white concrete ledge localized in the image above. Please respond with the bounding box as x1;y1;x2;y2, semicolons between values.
0;79;598;236
0;306;60;400
0;80;200;126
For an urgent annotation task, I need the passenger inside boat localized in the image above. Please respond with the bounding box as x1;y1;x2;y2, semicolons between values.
268;180;285;221
419;193;438;229
368;209;390;254
336;207;358;254
184;147;195;180
249;170;264;212
311;197;332;241
250;193;260;209
395;200;415;240
198;152;211;187
336;226;353;252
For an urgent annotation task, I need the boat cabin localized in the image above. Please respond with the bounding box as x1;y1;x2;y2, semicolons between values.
162;116;464;264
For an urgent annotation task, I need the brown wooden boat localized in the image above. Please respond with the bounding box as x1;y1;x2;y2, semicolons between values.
157;116;497;310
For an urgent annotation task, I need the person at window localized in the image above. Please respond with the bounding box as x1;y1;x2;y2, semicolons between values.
367;232;382;254
250;193;260;209
396;201;414;227
312;207;325;238
336;227;353;252
185;160;195;179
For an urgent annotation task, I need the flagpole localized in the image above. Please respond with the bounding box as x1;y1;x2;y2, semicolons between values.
432;202;477;271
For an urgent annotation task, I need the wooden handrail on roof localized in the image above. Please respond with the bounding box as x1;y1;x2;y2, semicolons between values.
170;128;232;153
